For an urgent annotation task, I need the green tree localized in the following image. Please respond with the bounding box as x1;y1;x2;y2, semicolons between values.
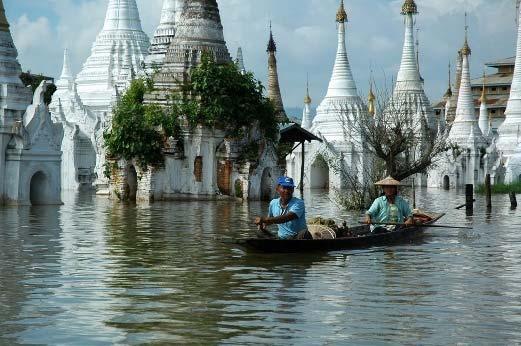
104;52;279;171
104;79;166;169
179;52;279;140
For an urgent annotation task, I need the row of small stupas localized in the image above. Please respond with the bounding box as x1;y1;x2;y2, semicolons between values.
428;2;521;187
0;0;63;205
50;0;287;201
293;0;521;189
288;0;436;190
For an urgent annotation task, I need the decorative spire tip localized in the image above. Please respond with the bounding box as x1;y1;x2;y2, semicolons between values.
267;21;277;53
401;0;418;15
336;0;348;23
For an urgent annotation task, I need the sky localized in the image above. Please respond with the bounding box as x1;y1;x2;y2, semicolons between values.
4;0;519;113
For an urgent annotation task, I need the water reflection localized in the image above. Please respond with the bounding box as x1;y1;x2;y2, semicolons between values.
0;189;520;344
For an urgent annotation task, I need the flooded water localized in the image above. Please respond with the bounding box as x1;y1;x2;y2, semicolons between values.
0;189;520;345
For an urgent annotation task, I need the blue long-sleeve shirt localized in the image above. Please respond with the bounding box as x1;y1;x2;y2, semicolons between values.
366;195;413;224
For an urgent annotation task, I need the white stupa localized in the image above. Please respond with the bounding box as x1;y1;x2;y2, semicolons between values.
312;0;367;141
75;0;150;111
498;3;521;155
478;73;491;137
448;34;487;148
287;0;369;191
387;0;436;131
301;79;313;130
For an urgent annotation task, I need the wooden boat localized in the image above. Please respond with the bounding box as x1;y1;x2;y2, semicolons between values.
231;212;445;253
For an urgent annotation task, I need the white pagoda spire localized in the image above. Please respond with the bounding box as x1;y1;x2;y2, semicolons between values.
396;0;421;87
146;0;182;68
301;76;313;130
236;47;246;74
448;30;486;147
479;72;490;137
60;48;73;81
324;0;357;98
75;0;150;110
56;48;74;90
313;0;367;140
388;0;436;130
498;3;521;155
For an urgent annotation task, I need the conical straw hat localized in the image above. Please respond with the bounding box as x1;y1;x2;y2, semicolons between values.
375;176;401;186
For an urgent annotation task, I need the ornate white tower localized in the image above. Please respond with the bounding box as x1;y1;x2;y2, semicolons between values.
498;3;521;155
478;73;490;137
387;0;436;131
301;78;313;130
235;47;246;74
448;32;487;147
75;0;150;111
312;0;367;141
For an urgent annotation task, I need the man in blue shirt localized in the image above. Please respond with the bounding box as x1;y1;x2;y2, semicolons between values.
365;176;414;233
254;177;309;240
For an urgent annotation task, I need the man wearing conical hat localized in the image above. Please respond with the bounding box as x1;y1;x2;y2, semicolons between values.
364;176;414;233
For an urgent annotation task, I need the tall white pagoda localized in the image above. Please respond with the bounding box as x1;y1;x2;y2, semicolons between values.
312;0;367;141
301;78;313;130
387;0;436;132
287;0;369;191
75;0;150;112
447;34;487;147
50;0;150;191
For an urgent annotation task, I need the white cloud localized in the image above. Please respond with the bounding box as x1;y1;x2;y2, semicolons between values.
11;14;55;75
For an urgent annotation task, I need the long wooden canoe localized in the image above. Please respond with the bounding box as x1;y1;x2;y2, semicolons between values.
231;212;445;253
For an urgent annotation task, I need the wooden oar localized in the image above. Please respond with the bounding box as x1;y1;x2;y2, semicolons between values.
358;222;472;230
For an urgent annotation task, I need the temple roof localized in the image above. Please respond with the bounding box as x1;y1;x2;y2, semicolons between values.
486;57;515;67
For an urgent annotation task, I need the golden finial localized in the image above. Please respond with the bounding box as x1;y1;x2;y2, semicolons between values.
304;74;312;104
0;0;10;32
368;79;376;116
480;71;487;103
460;13;472;56
336;0;348;23
401;0;418;15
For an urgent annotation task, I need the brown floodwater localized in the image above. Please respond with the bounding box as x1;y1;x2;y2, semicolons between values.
0;189;520;345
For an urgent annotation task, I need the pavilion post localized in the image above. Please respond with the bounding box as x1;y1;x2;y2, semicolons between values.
300;141;305;198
